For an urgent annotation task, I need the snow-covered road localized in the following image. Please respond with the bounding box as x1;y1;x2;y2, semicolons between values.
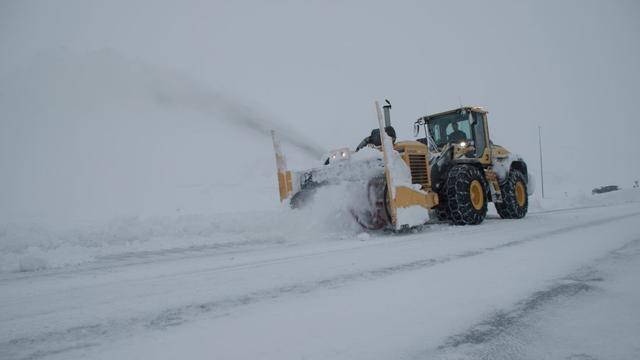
2;200;640;360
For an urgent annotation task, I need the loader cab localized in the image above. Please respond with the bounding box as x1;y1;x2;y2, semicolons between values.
415;107;491;162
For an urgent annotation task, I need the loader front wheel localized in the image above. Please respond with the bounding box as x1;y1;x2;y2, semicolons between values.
438;164;487;225
495;170;528;219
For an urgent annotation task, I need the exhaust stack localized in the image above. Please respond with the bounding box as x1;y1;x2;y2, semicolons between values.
383;99;392;127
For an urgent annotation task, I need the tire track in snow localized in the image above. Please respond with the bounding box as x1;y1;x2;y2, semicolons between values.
430;237;640;360
3;211;640;360
3;201;636;285
0;236;291;284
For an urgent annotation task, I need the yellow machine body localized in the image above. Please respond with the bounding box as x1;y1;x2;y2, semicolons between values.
272;103;530;230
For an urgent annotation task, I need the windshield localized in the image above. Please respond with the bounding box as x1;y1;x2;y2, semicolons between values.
427;111;472;147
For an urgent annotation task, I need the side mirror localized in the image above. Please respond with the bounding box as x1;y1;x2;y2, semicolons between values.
413;123;420;137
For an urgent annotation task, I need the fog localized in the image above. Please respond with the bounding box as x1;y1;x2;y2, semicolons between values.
1;0;639;226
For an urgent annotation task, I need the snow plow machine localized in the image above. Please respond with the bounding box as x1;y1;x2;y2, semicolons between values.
272;101;533;231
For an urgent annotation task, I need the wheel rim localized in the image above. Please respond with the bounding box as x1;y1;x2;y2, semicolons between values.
515;181;526;207
470;180;484;210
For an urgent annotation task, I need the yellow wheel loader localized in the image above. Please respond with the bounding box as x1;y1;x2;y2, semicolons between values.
272;101;533;231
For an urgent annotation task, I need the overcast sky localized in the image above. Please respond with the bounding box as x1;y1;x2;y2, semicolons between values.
1;0;639;225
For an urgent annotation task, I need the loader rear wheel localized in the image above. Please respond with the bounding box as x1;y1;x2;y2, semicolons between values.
437;164;487;225
495;170;528;219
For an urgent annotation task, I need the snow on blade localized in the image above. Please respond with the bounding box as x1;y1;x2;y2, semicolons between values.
396;205;430;228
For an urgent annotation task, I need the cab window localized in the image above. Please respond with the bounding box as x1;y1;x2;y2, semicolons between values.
428;111;472;147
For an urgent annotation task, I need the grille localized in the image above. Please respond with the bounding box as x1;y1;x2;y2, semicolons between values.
408;154;428;186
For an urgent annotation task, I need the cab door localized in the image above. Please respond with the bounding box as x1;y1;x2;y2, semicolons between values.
472;111;492;164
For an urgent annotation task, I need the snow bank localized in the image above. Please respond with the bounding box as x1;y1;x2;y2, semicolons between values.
0;188;368;274
529;188;640;212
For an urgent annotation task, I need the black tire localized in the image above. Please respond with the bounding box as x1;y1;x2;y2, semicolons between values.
435;207;450;222
437;164;488;225
495;170;528;219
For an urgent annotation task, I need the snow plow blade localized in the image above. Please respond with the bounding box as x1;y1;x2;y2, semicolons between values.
271;130;295;202
271;130;385;209
270;101;435;231
375;101;432;230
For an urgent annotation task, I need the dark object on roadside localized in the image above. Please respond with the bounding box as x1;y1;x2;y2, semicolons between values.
592;185;619;195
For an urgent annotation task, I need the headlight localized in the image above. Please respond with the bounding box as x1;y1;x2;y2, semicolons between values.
459;141;467;148
328;148;351;163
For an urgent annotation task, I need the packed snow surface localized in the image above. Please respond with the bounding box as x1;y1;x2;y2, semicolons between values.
1;189;640;360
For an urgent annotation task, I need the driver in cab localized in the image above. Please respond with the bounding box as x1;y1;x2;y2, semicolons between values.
448;122;467;143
